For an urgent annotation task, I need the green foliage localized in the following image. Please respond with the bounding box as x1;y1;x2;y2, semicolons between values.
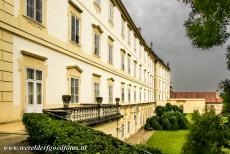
181;111;230;154
145;103;189;131
135;144;162;154
23;113;153;154
219;79;230;114
150;118;162;130
161;118;171;130
155;106;165;117
180;0;230;50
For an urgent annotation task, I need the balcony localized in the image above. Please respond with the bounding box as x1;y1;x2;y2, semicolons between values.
43;103;123;126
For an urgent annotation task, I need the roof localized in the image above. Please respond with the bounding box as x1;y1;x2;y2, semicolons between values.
170;92;223;104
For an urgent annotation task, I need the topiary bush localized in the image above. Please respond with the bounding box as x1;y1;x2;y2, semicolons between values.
23;113;157;154
144;103;189;131
150;119;162;130
161;118;171;130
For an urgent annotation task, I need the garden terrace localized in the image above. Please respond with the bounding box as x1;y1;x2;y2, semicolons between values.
43;104;123;126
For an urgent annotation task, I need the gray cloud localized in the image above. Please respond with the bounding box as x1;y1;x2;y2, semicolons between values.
123;0;230;92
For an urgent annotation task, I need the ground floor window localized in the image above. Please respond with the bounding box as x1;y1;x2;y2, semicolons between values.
26;68;43;105
94;82;100;102
71;78;79;103
120;124;124;139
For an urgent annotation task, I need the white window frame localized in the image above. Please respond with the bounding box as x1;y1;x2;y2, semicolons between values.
26;68;43;106
26;0;43;23
70;77;79;103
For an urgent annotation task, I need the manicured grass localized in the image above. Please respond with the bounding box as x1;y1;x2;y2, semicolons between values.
147;130;189;154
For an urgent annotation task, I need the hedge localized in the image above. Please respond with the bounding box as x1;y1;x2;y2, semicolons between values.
23;113;161;154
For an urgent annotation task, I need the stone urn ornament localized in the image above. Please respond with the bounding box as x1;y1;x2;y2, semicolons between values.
115;98;120;106
62;95;71;108
96;97;103;104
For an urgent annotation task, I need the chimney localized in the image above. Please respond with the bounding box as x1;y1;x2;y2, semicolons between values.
150;42;153;50
138;27;141;33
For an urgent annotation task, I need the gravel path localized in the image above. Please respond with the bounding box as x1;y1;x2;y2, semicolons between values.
125;128;154;145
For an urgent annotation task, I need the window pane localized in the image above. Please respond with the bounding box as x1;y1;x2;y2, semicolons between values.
27;68;34;79
27;0;34;18
75;18;79;43
94;34;100;55
36;83;42;104
36;70;42;80
71;16;76;42
71;78;79;103
28;82;34;104
36;0;42;22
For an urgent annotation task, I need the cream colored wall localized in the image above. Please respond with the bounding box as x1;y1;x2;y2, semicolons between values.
0;0;163;131
154;62;170;105
92;119;119;138
0;1;22;123
168;99;206;113
92;102;155;140
206;104;223;114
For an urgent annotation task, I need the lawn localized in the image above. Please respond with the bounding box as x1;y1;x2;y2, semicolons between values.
147;130;189;154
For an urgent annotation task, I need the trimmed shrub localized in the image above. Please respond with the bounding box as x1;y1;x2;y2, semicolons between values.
161;118;171;130
23;113;151;154
150;119;162;130
155;106;165;116
144;103;189;131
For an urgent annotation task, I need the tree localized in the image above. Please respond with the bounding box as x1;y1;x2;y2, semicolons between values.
182;110;230;154
219;79;230;113
179;0;230;69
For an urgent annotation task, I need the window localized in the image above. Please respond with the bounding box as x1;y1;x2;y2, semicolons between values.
108;37;113;64
127;55;131;74
94;32;100;56
71;15;80;44
93;75;100;103
127;27;131;44
133;61;137;78
94;82;100;102
139;88;142;102
121;18;125;38
71;78;79;103
121;51;125;71
121;83;125;103
127;121;130;134
26;0;42;23
108;1;114;22
108;85;113;103
134;86;136;102
144;70;146;83
139;65;142;80
120;124;124;139
134;37;136;52
26;68;43;105
140;115;142;125
128;85;131;103
144;89;146;102
139;44;142;58
108;78;114;103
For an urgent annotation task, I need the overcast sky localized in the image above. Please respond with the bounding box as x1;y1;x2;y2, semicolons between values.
123;0;230;92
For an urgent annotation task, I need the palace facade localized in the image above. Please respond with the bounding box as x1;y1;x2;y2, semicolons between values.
0;0;170;140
